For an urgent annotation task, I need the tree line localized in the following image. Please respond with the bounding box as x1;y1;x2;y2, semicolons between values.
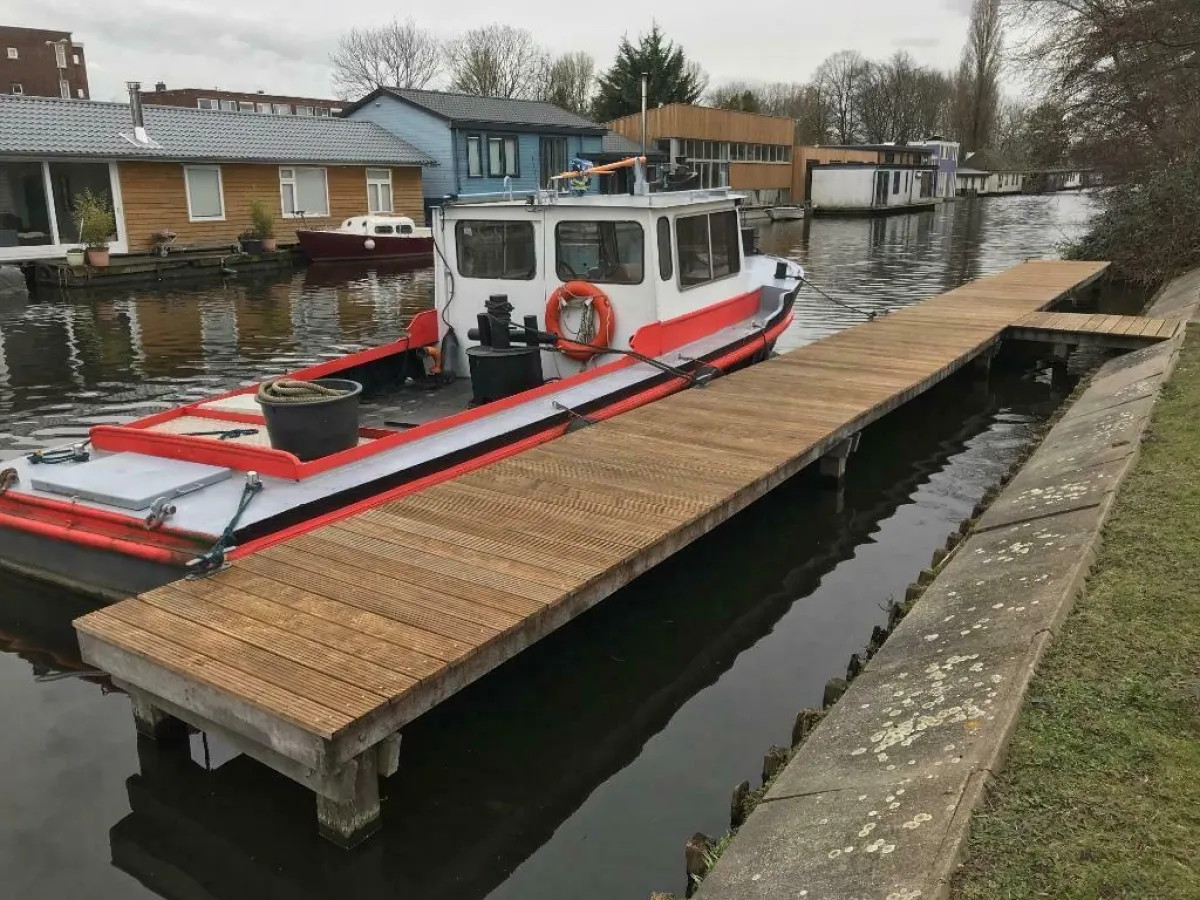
328;6;1064;163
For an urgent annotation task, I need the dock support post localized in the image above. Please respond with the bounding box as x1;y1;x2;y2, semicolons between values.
819;434;859;486
316;748;381;848
128;690;188;743
970;347;995;382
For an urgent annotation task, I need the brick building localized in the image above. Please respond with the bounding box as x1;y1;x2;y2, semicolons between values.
143;84;343;117
1;26;88;99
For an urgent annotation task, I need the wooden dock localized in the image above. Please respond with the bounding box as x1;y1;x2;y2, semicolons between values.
75;260;1115;846
1009;310;1179;349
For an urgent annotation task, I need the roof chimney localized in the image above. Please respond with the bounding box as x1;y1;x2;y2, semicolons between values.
126;81;150;145
155;81;166;92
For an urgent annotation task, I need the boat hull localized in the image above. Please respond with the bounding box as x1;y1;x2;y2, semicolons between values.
295;229;434;263
767;206;805;222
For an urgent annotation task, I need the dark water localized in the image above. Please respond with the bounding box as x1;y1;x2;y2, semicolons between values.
0;194;1103;899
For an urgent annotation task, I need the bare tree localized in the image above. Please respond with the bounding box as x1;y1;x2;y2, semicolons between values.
706;81;765;112
951;0;1003;153
813;51;867;144
447;24;547;99
540;51;596;115
330;18;442;98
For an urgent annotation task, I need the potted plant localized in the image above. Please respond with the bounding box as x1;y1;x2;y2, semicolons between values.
65;246;86;266
250;199;277;253
238;229;264;255
73;189;116;267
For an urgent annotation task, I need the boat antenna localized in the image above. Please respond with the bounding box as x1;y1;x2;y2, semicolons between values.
640;71;648;157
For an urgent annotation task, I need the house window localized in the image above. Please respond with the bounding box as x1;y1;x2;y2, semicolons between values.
59;80;70;99
220;100;237;111
279;167;329;217
676;210;741;288
316;108;330;117
10;84;21;95
540;137;567;188
55;44;66;68
256;102;271;114
295;105;313;116
184;165;225;221
892;171;901;194
487;137;503;176
6;48;17;60
366;168;393;214
76;88;84;99
273;103;291;115
555;221;643;285
466;135;482;177
455;220;536;280
503;137;518;177
657;216;672;281
72;53;80;65
238;101;255;112
197;98;216;110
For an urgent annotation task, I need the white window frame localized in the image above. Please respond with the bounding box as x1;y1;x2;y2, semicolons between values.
55;44;67;68
238;101;256;112
59;80;70;99
220;99;237;111
76;88;84;98
183;165;226;222
279;166;330;218
6;48;17;60
295;105;314;116
466;135;482;177
366;168;393;214
72;53;80;65
10;84;22;95
272;103;291;115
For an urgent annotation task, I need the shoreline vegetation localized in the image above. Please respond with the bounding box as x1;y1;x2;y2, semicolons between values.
953;325;1200;898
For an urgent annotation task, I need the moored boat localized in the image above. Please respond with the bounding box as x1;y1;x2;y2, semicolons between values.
0;157;807;600
767;205;805;222
295;214;434;263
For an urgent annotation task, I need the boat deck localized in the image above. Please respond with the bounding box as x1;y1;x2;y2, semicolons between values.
75;260;1113;845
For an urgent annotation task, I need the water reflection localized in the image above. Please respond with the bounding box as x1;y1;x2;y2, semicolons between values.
0;194;1101;899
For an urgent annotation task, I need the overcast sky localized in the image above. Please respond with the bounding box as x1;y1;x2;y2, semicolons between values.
11;0;979;103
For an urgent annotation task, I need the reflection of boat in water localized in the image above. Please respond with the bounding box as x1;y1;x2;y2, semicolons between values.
0;571;109;684
767;205;805;222
296;215;434;263
0;157;805;599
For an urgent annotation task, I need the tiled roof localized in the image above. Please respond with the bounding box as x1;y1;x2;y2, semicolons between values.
962;149;1023;172
0;95;436;165
355;87;606;133
601;130;643;154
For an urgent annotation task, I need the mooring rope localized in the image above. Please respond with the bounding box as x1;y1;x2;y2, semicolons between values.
0;468;17;495
256;378;349;404
26;440;91;465
186;473;264;577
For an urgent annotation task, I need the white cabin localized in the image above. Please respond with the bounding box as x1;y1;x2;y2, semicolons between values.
809;163;938;215
431;189;786;380
335;214;431;237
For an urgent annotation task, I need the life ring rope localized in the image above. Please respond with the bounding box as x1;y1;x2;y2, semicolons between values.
545;281;615;362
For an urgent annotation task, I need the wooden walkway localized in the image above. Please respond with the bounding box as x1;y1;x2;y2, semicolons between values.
1009;310;1178;348
74;259;1110;846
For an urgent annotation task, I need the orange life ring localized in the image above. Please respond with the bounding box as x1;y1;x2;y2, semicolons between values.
545;281;615;361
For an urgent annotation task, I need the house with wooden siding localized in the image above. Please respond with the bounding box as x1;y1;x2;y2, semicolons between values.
343;87;608;220
0;91;433;263
607;104;796;207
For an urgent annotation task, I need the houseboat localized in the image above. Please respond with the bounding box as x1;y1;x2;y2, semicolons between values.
0;158;806;600
809;162;939;216
295;215;434;263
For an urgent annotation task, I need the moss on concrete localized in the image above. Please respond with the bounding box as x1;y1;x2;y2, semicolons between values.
953;326;1200;899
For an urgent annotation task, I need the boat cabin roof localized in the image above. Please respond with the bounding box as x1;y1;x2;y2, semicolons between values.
441;188;747;217
339;214;417;230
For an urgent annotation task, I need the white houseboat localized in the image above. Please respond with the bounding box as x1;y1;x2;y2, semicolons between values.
809;162;939;216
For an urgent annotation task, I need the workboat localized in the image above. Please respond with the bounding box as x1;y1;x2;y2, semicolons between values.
0;157;805;600
295;214;434;263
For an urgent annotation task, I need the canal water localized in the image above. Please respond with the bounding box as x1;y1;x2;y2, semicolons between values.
0;195;1101;899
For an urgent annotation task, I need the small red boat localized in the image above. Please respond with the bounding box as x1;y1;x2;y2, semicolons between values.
0;157;808;600
296;215;434;263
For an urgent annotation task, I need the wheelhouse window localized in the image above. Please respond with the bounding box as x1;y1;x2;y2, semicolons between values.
183;165;225;221
657;216;672;281
455;220;536;280
374;225;394;234
466;135;482;177
366;168;393;213
676;210;741;288
555;221;643;285
279;167;329;217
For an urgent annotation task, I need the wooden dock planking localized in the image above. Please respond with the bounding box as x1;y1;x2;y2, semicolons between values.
1008;310;1177;348
74;260;1115;845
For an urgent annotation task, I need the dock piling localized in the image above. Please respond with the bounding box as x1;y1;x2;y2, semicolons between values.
128;690;188;744
316;749;382;848
819;434;859;485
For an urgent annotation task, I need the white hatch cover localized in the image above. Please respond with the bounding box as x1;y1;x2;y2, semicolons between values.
29;453;232;510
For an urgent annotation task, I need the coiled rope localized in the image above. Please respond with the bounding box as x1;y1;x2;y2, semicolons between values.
257;378;350;404
0;468;17;495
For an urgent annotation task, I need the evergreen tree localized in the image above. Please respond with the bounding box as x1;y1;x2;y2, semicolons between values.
592;24;707;121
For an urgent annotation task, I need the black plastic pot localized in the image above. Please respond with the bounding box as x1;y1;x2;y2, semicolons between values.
240;238;265;254
256;378;362;461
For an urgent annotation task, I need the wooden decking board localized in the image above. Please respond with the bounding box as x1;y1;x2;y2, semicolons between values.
237;554;479;661
75;260;1113;748
212;567;445;678
1010;311;1174;345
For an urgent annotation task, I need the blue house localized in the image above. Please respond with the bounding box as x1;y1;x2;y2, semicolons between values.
343;87;609;220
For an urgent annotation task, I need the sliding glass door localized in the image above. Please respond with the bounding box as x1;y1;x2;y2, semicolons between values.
0;160;126;261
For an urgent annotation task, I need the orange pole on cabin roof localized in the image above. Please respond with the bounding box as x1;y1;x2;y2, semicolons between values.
553;155;647;181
